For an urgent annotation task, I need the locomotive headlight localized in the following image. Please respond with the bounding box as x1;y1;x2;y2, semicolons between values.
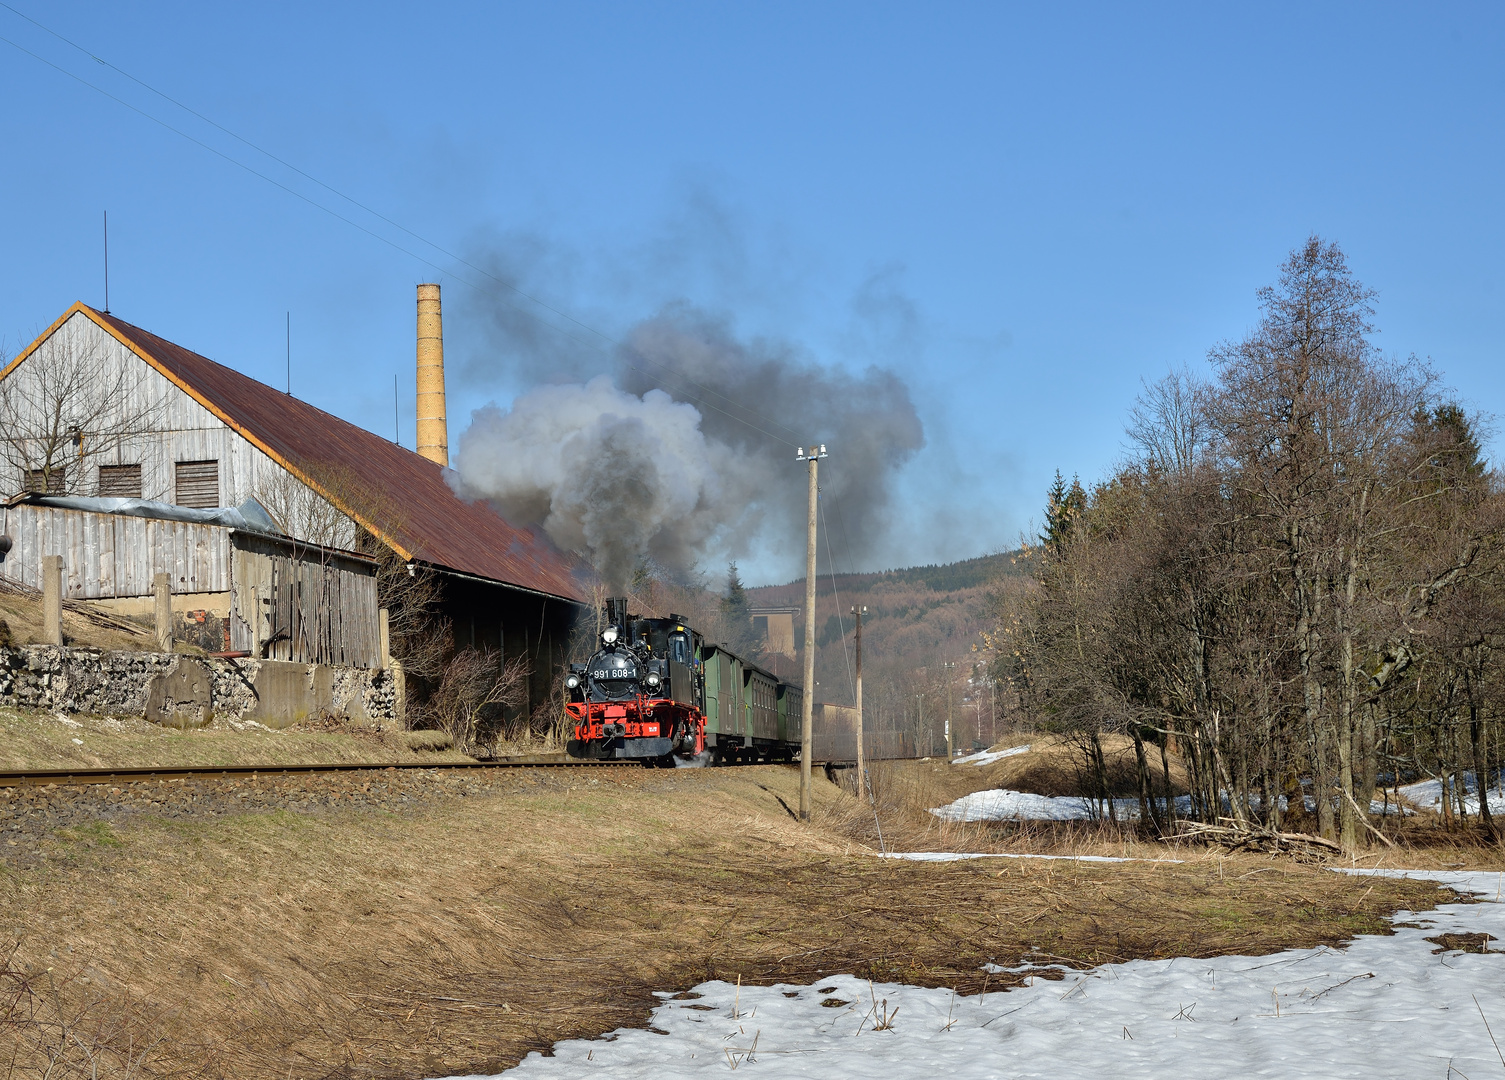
601;626;619;645
646;673;661;688
565;674;580;689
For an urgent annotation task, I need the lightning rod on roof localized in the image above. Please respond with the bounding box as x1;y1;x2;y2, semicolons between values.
102;210;109;315
286;312;291;396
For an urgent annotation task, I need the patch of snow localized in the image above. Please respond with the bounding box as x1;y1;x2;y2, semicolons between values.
1393;773;1505;817
930;789;1167;821
455;869;1505;1080
877;851;1167;864
952;745;1031;767
935;789;1406;822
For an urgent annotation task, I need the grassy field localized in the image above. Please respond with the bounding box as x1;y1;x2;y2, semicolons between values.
0;761;1464;1079
0;708;475;771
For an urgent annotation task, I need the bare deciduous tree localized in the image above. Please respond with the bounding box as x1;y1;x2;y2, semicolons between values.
421;647;532;753
993;237;1505;851
0;330;166;497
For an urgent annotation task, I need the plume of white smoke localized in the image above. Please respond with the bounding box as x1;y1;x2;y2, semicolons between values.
453;223;927;584
450;376;757;591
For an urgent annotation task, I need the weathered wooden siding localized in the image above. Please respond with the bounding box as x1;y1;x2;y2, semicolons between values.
0;503;230;597
0;503;379;668
229;536;380;669
6;314;309;512
810;703;919;762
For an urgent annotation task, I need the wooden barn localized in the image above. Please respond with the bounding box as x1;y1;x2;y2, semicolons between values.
0;496;382;666
0;292;588;710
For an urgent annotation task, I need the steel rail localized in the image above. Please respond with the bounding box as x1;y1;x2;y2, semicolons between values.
0;757;638;788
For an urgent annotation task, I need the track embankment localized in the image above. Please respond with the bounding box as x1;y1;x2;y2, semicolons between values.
0;764;1457;1080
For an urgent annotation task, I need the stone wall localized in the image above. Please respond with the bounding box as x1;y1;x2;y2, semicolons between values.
0;646;395;729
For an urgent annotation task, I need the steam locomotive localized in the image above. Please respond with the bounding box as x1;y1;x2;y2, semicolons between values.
564;598;804;765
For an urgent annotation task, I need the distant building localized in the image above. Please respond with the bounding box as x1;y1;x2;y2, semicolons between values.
0;297;587;711
748;605;799;657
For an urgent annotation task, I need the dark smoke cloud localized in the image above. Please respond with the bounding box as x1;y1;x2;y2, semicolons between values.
450;215;926;586
452;376;758;592
617;305;925;570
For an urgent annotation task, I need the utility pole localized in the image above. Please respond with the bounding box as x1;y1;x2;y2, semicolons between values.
852;605;866;799
797;443;826;821
943;660;956;758
916;693;924;756
990;676;996;745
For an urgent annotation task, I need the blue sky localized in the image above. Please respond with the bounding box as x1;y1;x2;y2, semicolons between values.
2;3;1501;584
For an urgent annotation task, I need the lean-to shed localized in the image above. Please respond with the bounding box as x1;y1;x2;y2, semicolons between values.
0;495;381;668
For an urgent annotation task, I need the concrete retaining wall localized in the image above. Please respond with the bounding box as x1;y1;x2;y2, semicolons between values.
0;646;395;729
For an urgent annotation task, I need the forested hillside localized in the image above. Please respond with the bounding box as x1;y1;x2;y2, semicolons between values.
746;551;1026;753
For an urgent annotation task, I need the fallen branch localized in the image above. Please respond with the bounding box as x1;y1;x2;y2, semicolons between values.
1342;787;1398;849
1166;820;1343;857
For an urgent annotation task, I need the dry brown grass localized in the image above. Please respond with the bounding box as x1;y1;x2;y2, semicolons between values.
0;765;1461;1078
980;734;1191;797
831;755;1505;869
0;587;154;653
0;709;475;771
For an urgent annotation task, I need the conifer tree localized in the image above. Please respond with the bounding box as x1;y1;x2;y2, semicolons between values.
1041;470;1087;554
721;562;756;653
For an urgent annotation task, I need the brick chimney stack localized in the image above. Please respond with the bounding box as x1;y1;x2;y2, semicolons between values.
416;283;448;467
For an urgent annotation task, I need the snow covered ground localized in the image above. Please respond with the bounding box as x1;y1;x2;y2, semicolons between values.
449;869;1505;1080
930;788;1168;821
931;789;1406;822
1393;773;1505;817
952;745;1032;767
879;850;1170;864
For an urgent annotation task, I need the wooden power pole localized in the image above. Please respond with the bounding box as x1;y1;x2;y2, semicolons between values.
943;660;956;759
852;605;866;799
798;443;826;821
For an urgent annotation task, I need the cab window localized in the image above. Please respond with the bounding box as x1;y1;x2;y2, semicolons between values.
669;631;690;665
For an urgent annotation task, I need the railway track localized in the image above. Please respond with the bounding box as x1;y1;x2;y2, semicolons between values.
0;756;640;788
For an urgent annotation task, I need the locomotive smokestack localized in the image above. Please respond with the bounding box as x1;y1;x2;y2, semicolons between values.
416;283;449;467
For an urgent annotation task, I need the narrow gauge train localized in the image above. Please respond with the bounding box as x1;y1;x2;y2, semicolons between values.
564;598;804;765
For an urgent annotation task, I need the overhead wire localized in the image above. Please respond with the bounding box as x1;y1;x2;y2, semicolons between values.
819;487;856;707
0;3;809;449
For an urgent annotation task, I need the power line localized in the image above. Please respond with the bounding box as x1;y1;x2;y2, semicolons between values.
819;489;855;706
0;4;808;448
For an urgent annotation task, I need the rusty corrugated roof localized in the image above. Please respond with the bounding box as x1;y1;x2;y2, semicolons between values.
78;306;586;604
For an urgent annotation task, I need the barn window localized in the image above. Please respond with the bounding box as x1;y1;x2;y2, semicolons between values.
23;467;65;494
98;464;143;498
175;460;219;508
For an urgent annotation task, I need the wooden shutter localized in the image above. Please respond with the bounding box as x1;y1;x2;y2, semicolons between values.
24;467;65;494
98;464;142;498
175;460;219;508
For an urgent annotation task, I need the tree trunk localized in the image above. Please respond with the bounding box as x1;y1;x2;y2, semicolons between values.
1159;731;1175;825
1471;705;1495;837
1131;724;1159;833
1091;730;1115;822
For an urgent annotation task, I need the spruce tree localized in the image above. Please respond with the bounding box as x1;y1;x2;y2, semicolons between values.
721;562;756;653
1041;471;1087;553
